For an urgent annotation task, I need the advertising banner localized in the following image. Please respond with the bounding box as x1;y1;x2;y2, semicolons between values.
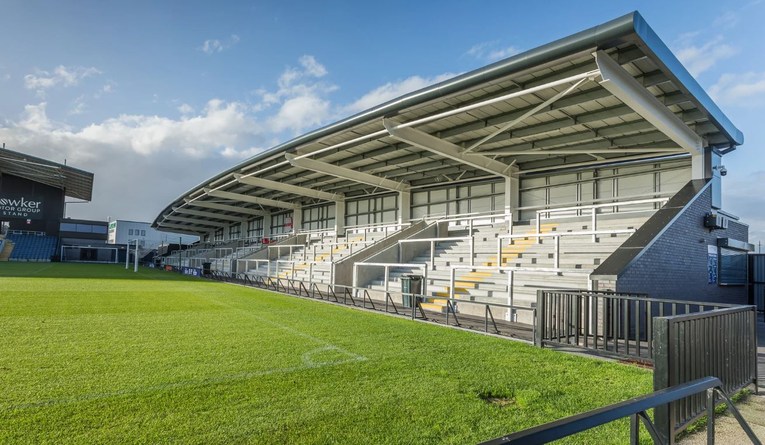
0;195;46;220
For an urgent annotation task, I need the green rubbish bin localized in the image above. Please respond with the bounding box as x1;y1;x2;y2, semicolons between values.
401;275;423;308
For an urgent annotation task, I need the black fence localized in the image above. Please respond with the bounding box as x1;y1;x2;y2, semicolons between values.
479;376;760;445
654;305;759;441
535;290;734;362
205;270;537;341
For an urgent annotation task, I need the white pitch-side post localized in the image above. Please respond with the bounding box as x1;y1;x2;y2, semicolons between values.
133;239;139;272
125;242;130;269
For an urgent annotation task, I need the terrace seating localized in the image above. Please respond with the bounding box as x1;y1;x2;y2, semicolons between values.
238;224;404;284
7;233;57;262
361;202;661;323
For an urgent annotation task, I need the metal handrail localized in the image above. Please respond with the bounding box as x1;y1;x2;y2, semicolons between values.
399;236;474;269
479;376;761;445
536;196;669;240
352;261;429;297
448;265;590;319
496;228;635;269
344;222;410;241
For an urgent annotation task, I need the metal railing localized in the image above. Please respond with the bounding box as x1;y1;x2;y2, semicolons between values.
399;236;474;269
204;269;537;341
267;244;306;260
479;376;761;445
654;305;759;440
448;265;590;321
536;196;669;241
423;210;513;235
535;290;735;362
496;228;635;268
352;262;429;297
344;222;410;241
308;240;376;262
272;259;334;283
236;258;271;275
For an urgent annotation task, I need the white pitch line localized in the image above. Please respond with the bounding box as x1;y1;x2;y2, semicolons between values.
4;346;366;412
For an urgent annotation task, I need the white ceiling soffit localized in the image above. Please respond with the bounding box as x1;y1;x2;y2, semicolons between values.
285;153;409;192
164;215;228;228
204;188;300;210
155;222;204;235
233;173;344;202
183;199;269;217
383;118;516;178
171;207;247;222
594;50;703;154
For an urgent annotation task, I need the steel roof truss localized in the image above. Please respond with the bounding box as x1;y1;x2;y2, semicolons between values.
465;76;593;152
163;215;228;228
172;207;247;222
233;174;343;202
204;188;299;210
184;199;268;217
594;50;703;154
383;118;515;178
285;153;409;192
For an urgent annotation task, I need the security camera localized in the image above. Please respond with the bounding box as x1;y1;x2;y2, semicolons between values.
713;165;728;176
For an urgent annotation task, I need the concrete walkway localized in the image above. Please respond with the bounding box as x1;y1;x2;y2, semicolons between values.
680;317;765;444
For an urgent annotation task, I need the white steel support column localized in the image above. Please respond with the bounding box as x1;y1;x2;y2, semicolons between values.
262;213;272;239
399;191;411;225
692;152;706;180
504;165;520;224
292;206;303;233
335;200;346;235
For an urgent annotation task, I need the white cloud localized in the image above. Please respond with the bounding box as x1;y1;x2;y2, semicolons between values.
466;41;521;62
69;96;87;115
0;55;459;222
268;95;331;133
346;73;457;113
23;65;101;95
177;103;194;115
0;99;269;221
709;72;765;106
199;34;240;54
299;55;327;78
673;35;738;77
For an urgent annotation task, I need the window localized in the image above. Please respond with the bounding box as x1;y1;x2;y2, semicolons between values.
719;247;747;285
345;195;397;227
302;204;335;231
214;228;224;242
229;223;241;240
247;218;263;240
129;229;134;236
141;230;146;236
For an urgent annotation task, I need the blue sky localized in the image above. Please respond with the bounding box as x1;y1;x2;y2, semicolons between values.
2;1;765;245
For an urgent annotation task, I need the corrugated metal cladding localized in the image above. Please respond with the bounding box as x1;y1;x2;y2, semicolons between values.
749;255;765;311
518;158;690;219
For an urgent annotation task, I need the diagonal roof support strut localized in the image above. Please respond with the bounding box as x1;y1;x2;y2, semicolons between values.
233;174;343;202
383;118;516;178
594;50;703;154
285;153;409;192
204;188;299;210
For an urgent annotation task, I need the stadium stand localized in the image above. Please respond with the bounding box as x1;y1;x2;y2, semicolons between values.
153;12;754;322
6;232;58;262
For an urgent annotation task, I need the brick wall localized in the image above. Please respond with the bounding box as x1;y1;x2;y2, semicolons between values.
614;186;749;304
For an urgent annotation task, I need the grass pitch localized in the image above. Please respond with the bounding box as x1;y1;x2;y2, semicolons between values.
0;263;652;444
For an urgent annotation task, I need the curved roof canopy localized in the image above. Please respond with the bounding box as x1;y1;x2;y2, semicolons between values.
0;147;94;201
153;11;743;234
